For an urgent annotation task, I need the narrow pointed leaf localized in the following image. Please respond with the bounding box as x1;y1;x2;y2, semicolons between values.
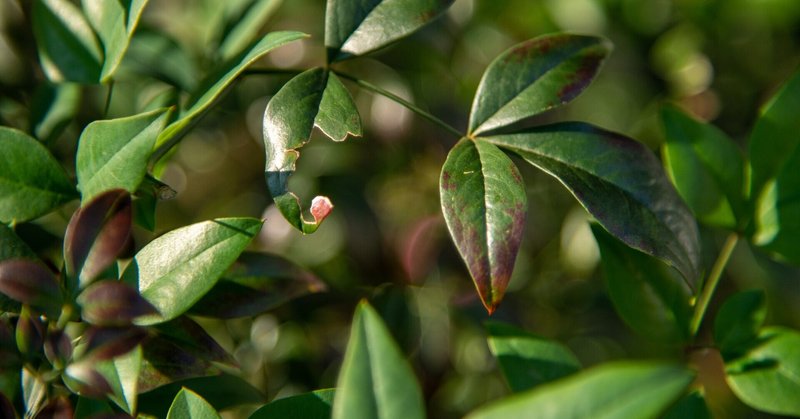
250;389;335;419
714;290;767;359
30;82;81;144
167;388;220;419
661;106;745;228
332;301;425;419
139;375;264;417
156;31;307;150
0;260;62;316
64;361;114;398
592;225;692;342
325;0;455;61
64;189;132;288
725;327;800;416
82;0;149;81
484;122;700;287
94;346;143;414
218;0;282;61
264;68;360;233
32;0;103;83
486;322;581;392
78;280;157;325
0;127;77;224
22;368;48;417
749;70;800;263
80;327;147;362
77;109;170;202
469;34;611;136
440;138;527;313
466;362;694;419
16;306;44;355
122;218;263;324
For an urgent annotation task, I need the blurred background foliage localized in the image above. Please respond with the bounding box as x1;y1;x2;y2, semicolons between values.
1;0;799;417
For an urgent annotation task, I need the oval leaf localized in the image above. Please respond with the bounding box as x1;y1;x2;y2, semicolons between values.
661;106;745;228
0;260;62;316
469;34;611;136
82;0;149;82
466;362;694;419
122;218;263;324
325;0;455;61
725;327;800;416
77;108;170;202
64;189;133;288
78;280;157;326
749;70;800;263
486;322;581;392
592;225;692;343
714;290;767;358
32;0;103;83
332;301;425;419
0;127;77;224
249;389;335;419
167;388;220;419
79;326;147;362
484;122;701;287
440;138;527;313
264;68;360;233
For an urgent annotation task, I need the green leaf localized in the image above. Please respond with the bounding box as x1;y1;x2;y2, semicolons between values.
325;0;455;62
217;0;282;61
0;127;77;224
714;290;767;358
122;218;263;325
190;252;327;318
264;68;361;233
94;345;143;414
486;322;581;392
77;108;170;202
332;301;425;419
250;389;335;419
466;362;694;419
155;31;307;151
30;82;81;144
82;0;149;81
440;138;527;313
140;374;264;417
749;70;800;263
661;391;712;419
484;122;701;287
122;28;198;91
592;225;692;343
725;327;800;416
468;34;611;136
661;106;745;229
32;0;103;83
167;388;221;419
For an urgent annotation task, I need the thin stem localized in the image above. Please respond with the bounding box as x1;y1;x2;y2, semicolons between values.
103;80;115;117
243;68;305;77
690;233;740;337
335;71;463;139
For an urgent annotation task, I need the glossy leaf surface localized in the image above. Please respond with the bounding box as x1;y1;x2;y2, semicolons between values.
32;0;103;83
30;82;81;144
64;189;132;287
77;108;170;202
484;122;700;287
217;0;282;61
714;290;767;358
82;0;149;81
156;31;306;150
264;68;360;233
167;388;220;419
0;127;76;224
469;34;611;136
592;225;692;342
332;301;425;419
440;138;527;313
250;389;335;419
78;280;157;325
190;252;326;318
140;374;264;416
662;106;745;228
749;70;800;263
486;322;581;392
466;362;694;419
94;345;142;414
0;260;61;316
325;0;454;61
122;218;263;324
725;327;800;416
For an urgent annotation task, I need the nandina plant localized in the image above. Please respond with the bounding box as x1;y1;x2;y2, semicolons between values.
1;0;799;418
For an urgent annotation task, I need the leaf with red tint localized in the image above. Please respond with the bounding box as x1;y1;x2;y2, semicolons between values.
65;361;114;398
35;396;73;418
64;189;132;288
440;138;527;313
78;280;158;326
0;260;61;316
44;328;73;367
80;326;148;362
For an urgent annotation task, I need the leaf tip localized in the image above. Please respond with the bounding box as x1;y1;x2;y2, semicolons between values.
310;195;334;224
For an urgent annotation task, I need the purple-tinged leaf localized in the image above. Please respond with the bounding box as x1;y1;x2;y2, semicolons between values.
440;138;527;313
44;328;73;367
0;260;62;315
35;396;73;419
0;393;14;419
65;362;114;398
483;122;701;287
64;189;132;288
78;280;158;326
80;326;148;362
469;34;611;136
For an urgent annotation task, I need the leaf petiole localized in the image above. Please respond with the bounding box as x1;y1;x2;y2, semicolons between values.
689;232;740;337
